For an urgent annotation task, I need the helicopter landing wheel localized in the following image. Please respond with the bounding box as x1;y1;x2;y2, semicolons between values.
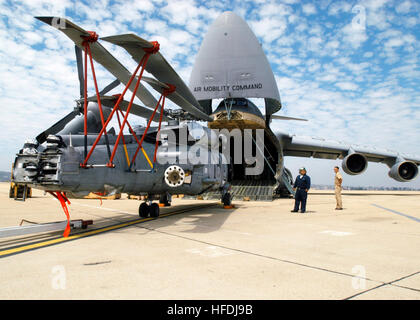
149;203;160;218
139;202;150;218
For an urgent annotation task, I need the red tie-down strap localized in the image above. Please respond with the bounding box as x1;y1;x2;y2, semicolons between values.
49;191;71;237
93;192;105;206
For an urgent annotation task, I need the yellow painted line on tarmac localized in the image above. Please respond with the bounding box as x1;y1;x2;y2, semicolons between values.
0;203;217;258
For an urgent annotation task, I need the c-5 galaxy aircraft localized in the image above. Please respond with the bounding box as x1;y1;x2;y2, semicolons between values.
12;12;420;226
188;12;420;200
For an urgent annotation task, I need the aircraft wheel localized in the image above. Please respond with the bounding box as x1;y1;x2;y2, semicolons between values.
222;193;232;206
150;203;160;218
139;202;150;218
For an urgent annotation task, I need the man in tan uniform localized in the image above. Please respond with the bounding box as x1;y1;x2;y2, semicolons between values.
334;166;343;210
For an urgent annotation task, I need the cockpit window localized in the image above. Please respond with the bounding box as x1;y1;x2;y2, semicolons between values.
214;98;263;117
235;99;248;106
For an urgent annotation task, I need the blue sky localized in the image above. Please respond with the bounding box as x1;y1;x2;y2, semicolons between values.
0;0;419;187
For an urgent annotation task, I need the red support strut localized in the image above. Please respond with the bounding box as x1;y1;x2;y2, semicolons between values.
128;95;163;170
48;191;71;237
107;52;151;167
80;41;160;168
128;83;175;170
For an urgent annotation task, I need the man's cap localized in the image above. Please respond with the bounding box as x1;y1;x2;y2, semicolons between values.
299;167;306;171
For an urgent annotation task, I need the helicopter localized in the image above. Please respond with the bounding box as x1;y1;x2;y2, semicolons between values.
12;16;233;225
12;12;420;229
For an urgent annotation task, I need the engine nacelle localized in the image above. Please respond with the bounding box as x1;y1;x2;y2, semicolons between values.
388;161;418;182
342;153;368;175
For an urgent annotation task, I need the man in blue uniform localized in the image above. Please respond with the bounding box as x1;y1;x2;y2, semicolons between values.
291;167;311;213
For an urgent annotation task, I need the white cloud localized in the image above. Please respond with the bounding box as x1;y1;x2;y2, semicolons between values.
335;81;358;90
341;22;368;49
395;0;412;14
327;1;352;16
250;17;288;44
302;3;317;15
0;0;419;189
282;56;301;66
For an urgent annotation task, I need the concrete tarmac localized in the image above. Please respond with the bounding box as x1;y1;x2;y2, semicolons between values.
0;183;419;300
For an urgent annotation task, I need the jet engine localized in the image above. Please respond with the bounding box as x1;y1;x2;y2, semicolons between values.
342;152;368;175
388;161;418;182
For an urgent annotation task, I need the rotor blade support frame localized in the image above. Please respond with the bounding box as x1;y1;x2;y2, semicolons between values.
80;41;161;169
128;83;176;171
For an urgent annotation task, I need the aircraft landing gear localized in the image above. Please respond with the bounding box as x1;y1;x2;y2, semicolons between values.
149;203;160;218
139;195;160;218
221;182;232;207
159;192;172;207
139;202;150;218
139;199;160;218
222;192;232;206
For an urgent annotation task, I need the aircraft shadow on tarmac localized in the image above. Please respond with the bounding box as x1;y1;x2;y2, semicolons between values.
0;201;237;249
137;202;237;234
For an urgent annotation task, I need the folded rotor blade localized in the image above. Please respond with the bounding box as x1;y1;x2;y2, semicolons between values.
270;115;308;121
99;79;120;95
100;34;212;121
84;96;169;122
141;76;212;121
35;17;160;110
36;111;78;144
75;45;84;98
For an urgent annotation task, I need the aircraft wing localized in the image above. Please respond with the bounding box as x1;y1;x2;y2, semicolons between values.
35;17;160;111
277;132;420;182
270;115;308;122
